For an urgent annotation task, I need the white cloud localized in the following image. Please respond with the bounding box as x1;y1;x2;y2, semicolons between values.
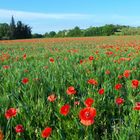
1;9;140;33
0;9;93;20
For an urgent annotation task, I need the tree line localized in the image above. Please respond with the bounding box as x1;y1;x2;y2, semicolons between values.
43;25;140;38
1;16;140;40
0;16;31;40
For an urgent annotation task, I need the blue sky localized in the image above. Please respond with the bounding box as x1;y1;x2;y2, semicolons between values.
0;0;140;33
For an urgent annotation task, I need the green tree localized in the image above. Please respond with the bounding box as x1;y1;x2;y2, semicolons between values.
0;23;9;40
9;16;16;39
44;32;49;37
67;26;83;37
32;33;43;38
15;21;32;39
49;31;56;37
55;30;67;37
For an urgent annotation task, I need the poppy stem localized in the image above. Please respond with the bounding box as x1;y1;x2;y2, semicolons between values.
84;126;88;140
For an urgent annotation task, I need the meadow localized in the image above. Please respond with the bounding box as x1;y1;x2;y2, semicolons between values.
0;36;140;140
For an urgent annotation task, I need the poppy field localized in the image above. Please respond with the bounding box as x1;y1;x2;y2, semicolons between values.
0;36;140;140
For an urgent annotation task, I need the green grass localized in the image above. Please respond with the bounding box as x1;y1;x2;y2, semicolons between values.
0;36;140;140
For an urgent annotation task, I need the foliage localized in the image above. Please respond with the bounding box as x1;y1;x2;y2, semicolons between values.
66;26;83;37
32;33;43;38
0;16;32;40
0;23;9;40
0;36;140;140
44;25;140;38
1;16;140;39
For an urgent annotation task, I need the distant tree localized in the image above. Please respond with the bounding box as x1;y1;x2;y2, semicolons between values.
56;31;64;37
24;25;32;38
49;31;56;37
84;27;95;36
67;26;83;37
0;23;9;40
32;33;43;38
101;24;117;36
44;32;49;37
15;21;32;39
15;21;23;39
9;16;16;39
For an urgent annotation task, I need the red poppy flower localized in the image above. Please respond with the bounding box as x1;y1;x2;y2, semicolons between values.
49;58;54;63
60;104;70;116
3;65;10;69
15;124;24;133
134;102;140;110
64;57;68;61
115;97;124;105
48;94;57;102
115;84;122;90
118;75;123;79
23;54;26;60
98;88;104;95
105;70;110;75
74;101;80;106
132;80;139;88
20;48;24;51
22;78;29;84
44;66;48;69
84;98;94;107
79;107;96;126
87;79;98;85
106;51;113;56
41;127;52;138
24;69;29;73
123;70;130;78
5;108;17;119
0;129;4;140
89;56;94;61
79;60;83;64
66;86;76;95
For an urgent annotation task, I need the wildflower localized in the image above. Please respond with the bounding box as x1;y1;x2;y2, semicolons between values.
105;70;110;75
74;101;80;106
84;98;94;107
123;70;131;78
79;60;83;64
115;84;122;90
49;58;54;63
23;54;26;60
66;86;76;95
60;104;70;116
48;94;57;102
89;56;94;61
98;88;104;95
87;79;98;85
3;65;10;69
79;107;96;126
15;124;24;133
41;127;52;138
118;75;123;79
133;102;140;110
5;108;17;119
115;97;124;105
0;129;4;140
22;78;29;84
132;80;139;88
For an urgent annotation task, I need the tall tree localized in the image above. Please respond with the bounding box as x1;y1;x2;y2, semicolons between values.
9;16;16;39
15;21;32;39
24;25;32;38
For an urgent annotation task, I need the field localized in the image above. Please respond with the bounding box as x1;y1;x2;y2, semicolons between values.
0;36;140;140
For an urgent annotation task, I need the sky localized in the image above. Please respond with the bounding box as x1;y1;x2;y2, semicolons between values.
0;0;140;34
